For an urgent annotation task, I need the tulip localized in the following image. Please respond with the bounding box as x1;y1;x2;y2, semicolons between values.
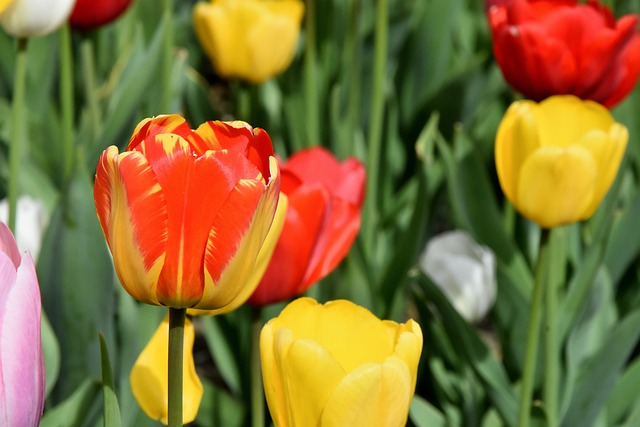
261;297;423;427
0;195;48;262
69;0;134;31
193;0;305;84
130;315;203;425
495;95;628;228
0;0;76;37
248;147;366;306
0;222;45;427
94;114;283;312
488;0;640;108
0;0;12;14
419;231;496;323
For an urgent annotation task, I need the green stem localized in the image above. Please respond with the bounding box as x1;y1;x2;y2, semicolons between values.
161;0;174;113
59;24;75;185
235;81;251;121
343;0;361;160
518;229;551;427
81;36;101;143
8;38;28;233
251;307;264;427
303;0;319;149
363;0;388;255
543;228;565;427
168;308;186;427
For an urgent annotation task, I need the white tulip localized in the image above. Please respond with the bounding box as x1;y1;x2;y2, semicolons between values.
419;230;496;323
0;0;76;37
0;195;48;262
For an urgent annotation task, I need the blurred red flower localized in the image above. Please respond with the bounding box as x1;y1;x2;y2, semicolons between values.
248;147;365;306
69;0;133;30
488;0;640;107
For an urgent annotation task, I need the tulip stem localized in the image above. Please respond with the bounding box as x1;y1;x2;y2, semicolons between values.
8;38;28;233
543;227;565;427
168;308;186;427
304;0;320;148
81;36;101;143
251;307;264;427
517;229;550;427
59;23;75;186
161;0;174;113
363;0;388;258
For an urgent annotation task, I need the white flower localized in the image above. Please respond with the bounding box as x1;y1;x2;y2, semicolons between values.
0;0;76;37
0;196;48;262
419;230;496;323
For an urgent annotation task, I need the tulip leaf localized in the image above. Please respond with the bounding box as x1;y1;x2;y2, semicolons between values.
37;155;115;402
99;333;122;427
561;308;640;426
606;357;640;425
195;379;245;427
604;190;640;285
412;272;518;426
39;380;101;427
409;395;447;427
42;310;60;399
201;315;242;396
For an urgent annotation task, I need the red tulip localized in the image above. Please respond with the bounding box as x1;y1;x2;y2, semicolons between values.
94;115;282;312
488;0;640;107
69;0;133;30
248;147;365;306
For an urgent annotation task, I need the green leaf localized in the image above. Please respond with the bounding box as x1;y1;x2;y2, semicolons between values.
606;357;640;425
201;315;242;396
40;380;100;427
42;310;60;399
561;308;640;426
412;272;518;426
409;395;447;427
99;333;122;427
37;152;115;402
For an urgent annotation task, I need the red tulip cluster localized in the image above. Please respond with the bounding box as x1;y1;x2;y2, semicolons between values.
488;0;640;107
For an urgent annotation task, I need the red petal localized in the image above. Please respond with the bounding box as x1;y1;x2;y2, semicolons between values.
249;186;328;305
127;115;208;155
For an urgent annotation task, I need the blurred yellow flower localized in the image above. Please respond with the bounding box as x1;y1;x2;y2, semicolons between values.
495;95;628;229
193;0;304;84
130;315;203;425
0;0;12;14
261;297;423;427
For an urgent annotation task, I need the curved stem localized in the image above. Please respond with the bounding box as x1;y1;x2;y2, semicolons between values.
81;36;101;143
8;38;28;233
251;307;264;427
168;308;186;427
303;0;319;149
59;24;75;185
518;229;551;427
363;0;388;255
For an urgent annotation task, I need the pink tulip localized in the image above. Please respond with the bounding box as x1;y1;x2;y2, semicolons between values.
0;222;45;427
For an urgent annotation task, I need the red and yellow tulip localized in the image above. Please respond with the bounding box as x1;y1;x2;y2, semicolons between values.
94;115;283;312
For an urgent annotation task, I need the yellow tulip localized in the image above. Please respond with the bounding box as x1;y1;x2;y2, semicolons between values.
130;315;203;425
261;297;423;427
495;95;628;228
193;0;304;84
0;0;13;14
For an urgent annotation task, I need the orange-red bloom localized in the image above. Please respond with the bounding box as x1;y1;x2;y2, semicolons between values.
248;147;365;306
488;0;640;108
94;115;282;312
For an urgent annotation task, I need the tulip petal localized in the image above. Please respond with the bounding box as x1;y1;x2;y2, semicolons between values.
277;333;347;426
495;100;541;203
128;115;199;152
260;322;289;427
130;315;203;425
0;252;44;427
273;298;396;371
321;357;413;427
516;145;596;228
578;125;628;217
250;185;328;305
391;320;423;393
94;146;167;305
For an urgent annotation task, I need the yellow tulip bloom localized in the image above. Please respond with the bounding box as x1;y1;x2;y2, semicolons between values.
261;297;423;427
130;315;203;425
495;95;628;229
193;0;304;84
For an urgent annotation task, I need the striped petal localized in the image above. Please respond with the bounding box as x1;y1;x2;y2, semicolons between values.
94;146;167;305
195;121;274;181
197;157;280;312
127;115;206;154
